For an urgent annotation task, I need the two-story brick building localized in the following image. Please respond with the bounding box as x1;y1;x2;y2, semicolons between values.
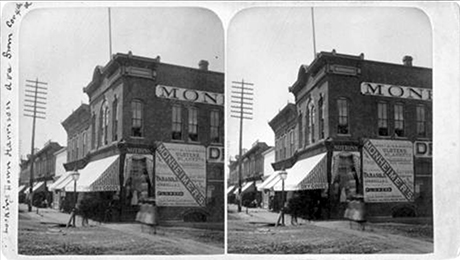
61;52;225;223
19;141;63;207
227;141;272;207
266;50;432;219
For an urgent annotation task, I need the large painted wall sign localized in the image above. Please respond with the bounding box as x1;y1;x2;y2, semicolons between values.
155;142;206;207
363;139;414;203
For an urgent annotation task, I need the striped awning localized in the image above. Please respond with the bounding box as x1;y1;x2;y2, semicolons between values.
25;181;45;194
49;172;73;191
18;185;28;193
227;185;236;195
273;153;327;191
63;155;120;192
257;173;281;191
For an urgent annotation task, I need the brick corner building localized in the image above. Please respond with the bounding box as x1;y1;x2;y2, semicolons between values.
262;50;432;220
57;52;224;223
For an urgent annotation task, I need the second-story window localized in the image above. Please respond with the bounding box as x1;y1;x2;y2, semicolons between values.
416;105;426;137
394;103;404;137
112;96;118;141
310;105;316;143
210;110;221;143
131;100;143;137
188;107;198;142
378;102;389;136
337;98;349;135
290;130;295;156
82;131;87;157
76;135;79;159
283;134;288;159
172;105;182;140
102;101;109;145
298;113;303;148
91;113;96;149
319;96;324;139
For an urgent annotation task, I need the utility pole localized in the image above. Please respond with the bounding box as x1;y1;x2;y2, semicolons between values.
108;7;113;59
24;78;47;212
311;7;317;57
231;79;253;212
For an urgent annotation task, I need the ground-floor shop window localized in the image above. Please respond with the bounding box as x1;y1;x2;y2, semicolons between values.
124;154;154;205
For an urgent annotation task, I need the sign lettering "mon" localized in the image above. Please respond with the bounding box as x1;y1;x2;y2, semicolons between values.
156;85;224;106
361;82;432;101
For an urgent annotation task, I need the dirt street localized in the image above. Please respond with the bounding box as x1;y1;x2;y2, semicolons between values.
17;204;224;255
227;205;433;254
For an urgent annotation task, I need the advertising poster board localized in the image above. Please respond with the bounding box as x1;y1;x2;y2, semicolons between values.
363;139;414;203
155;142;206;207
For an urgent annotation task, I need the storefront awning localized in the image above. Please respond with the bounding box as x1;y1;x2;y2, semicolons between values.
232;182;256;195
274;153;327;191
227;185;236;195
63;155;120;192
49;173;74;191
241;182;255;194
257;172;281;191
18;185;27;193
25;181;45;194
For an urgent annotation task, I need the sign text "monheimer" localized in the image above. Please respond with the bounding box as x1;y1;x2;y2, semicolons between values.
361;82;432;101
156;85;224;106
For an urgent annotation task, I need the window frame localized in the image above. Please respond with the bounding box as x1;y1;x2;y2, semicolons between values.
394;103;405;137
112;96;118;141
210;110;222;144
188;107;199;142
337;98;349;135
416;104;426;137
172;105;183;141
131;99;144;138
377;102;389;137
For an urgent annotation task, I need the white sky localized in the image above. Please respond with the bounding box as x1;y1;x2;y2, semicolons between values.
226;6;432;160
18;6;224;158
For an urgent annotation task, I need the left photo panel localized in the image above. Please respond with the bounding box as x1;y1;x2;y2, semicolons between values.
15;4;224;255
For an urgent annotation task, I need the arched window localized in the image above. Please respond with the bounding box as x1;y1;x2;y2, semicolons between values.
310;103;315;143
131;100;143;137
99;100;109;146
305;106;310;146
91;113;96;149
112;96;118;141
318;95;324;139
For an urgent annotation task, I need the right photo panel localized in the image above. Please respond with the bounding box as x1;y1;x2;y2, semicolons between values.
226;6;432;254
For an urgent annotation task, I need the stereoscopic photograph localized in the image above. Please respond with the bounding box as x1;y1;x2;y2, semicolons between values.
1;2;460;260
226;6;434;254
11;3;225;255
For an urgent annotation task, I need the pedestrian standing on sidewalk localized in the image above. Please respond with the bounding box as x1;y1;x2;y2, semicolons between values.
288;195;300;226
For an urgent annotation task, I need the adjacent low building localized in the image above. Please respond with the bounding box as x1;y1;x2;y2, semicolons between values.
228;141;272;207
